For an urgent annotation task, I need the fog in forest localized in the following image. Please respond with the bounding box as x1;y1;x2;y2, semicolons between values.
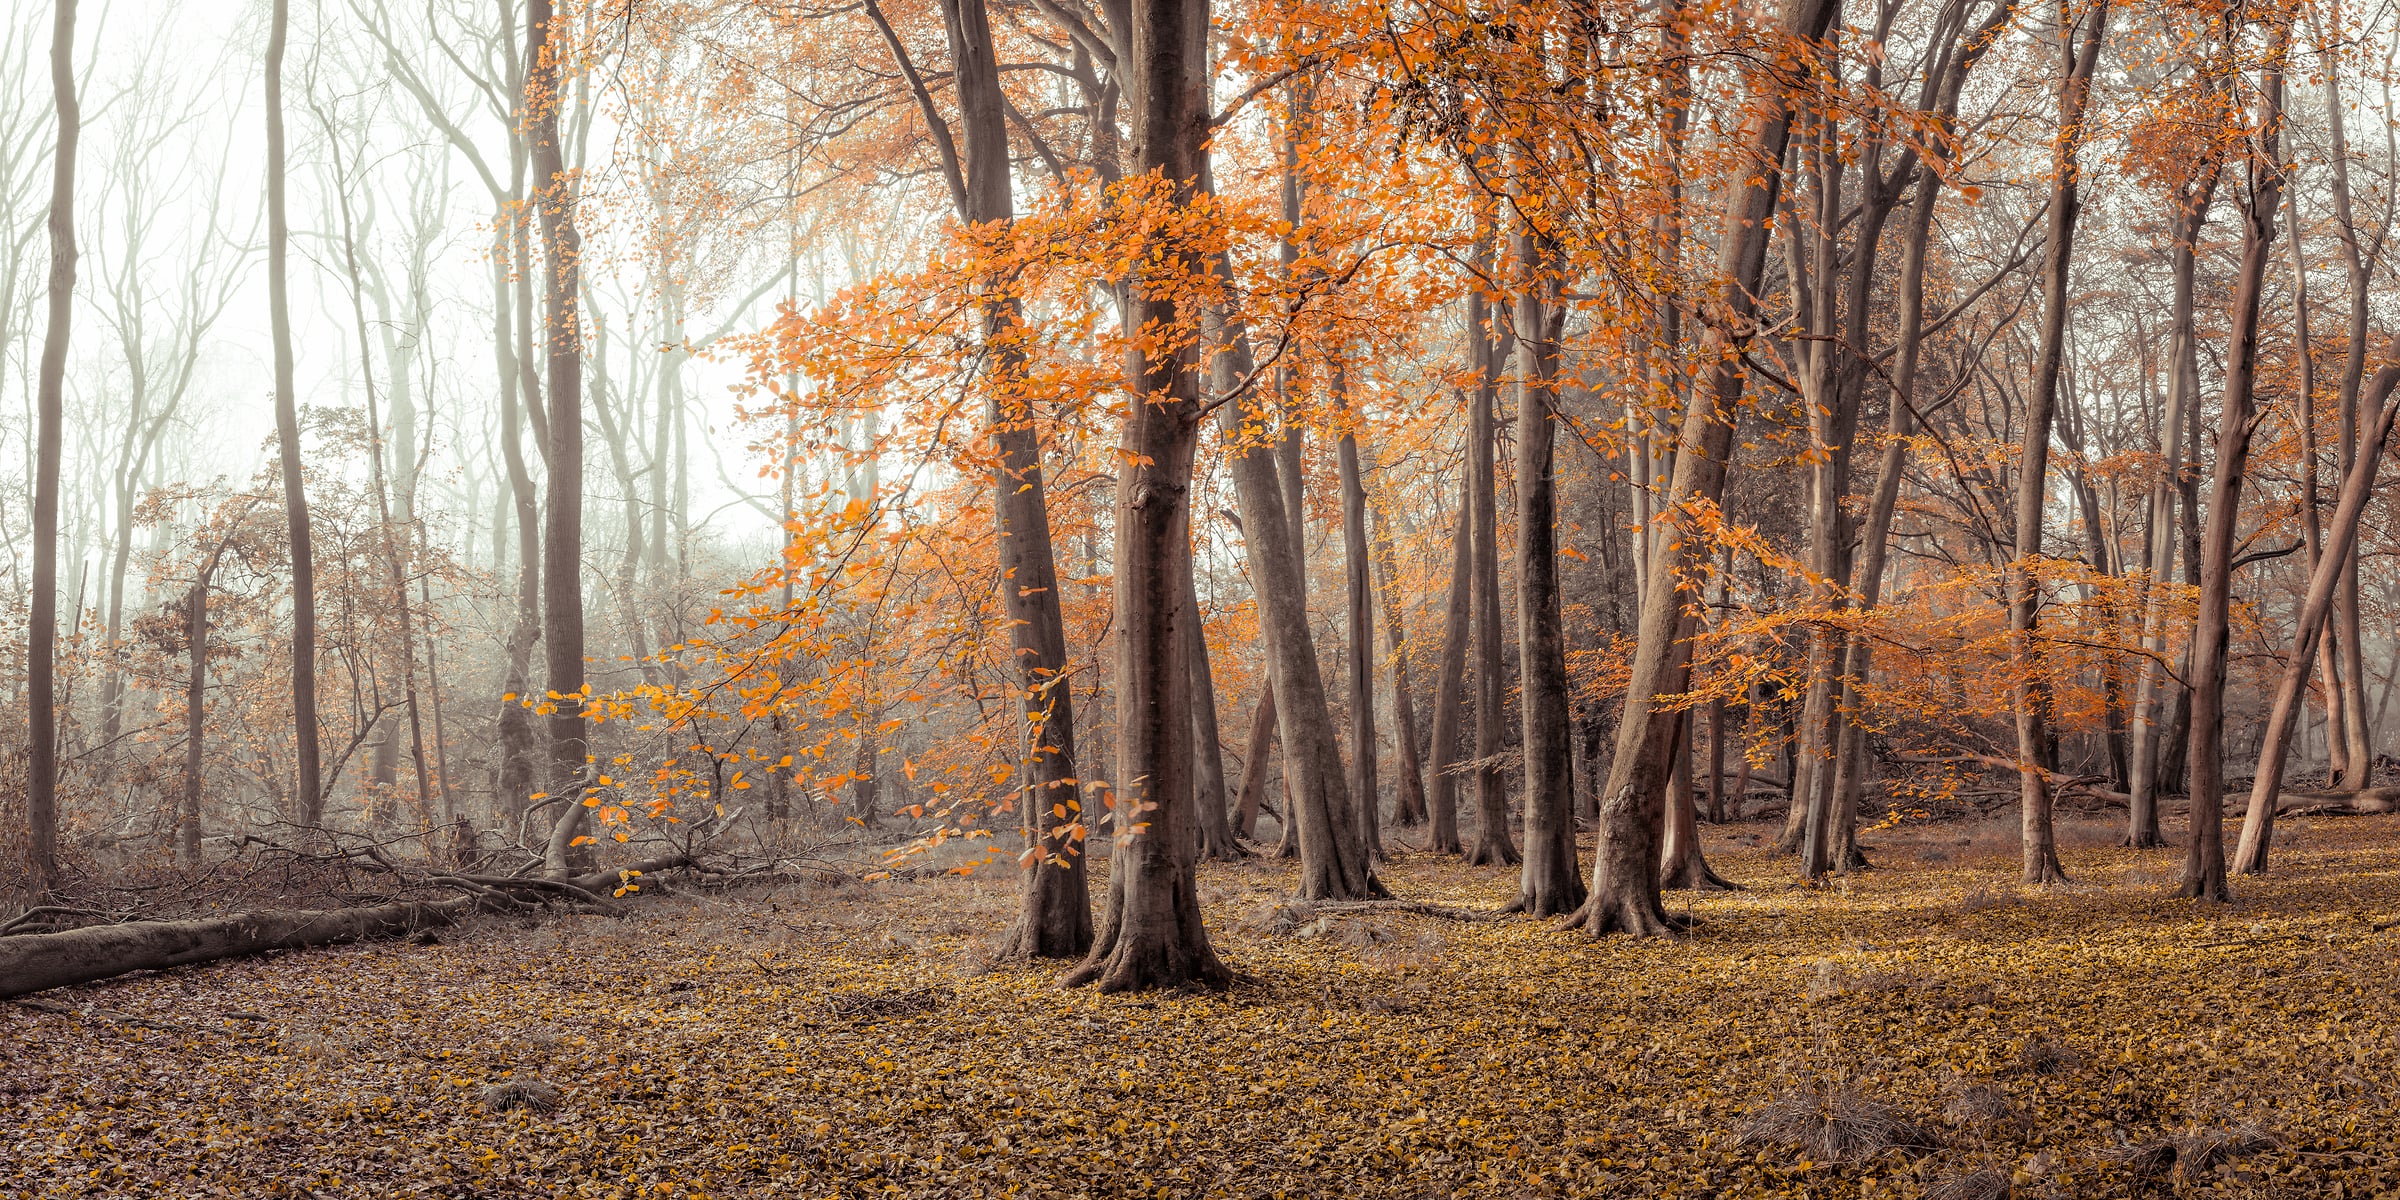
5;0;2400;1193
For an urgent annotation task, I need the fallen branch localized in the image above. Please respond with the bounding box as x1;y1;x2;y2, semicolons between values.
1303;900;1503;922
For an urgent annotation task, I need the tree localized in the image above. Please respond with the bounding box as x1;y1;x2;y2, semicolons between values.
2008;0;2109;888
1062;0;1230;992
528;0;590;876
2182;12;2290;903
266;0;322;829
1567;0;1840;937
25;0;80;891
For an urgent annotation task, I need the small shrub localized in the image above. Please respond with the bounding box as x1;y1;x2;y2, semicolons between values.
478;1079;563;1113
1733;1081;1936;1164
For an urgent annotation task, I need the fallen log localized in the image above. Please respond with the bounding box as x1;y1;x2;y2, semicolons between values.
0;854;694;1001
2274;786;2400;817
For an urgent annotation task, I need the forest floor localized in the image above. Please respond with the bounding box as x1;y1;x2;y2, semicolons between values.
6;812;2400;1199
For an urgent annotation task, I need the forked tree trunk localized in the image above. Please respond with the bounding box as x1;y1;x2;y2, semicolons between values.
2009;0;2108;887
1564;0;1838;937
2183;20;2289;903
1065;0;1233;992
1508;225;1582;915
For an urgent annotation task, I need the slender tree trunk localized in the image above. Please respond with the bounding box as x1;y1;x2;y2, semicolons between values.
1508;223;1581;914
2127;167;2213;841
1565;0;1838;937
1065;0;1233;992
1371;479;1429;828
1465;242;1519;868
920;0;1099;951
2009;0;2107;887
181;583;206;867
1661;708;1735;890
25;0;80;890
1232;690;1275;838
1337;387;1383;861
1205;284;1381;899
492;247;542;834
2232;380;2400;872
1423;476;1472;853
1187;568;1243;861
266;0;322;830
2183;20;2289;902
2318;29;2376;787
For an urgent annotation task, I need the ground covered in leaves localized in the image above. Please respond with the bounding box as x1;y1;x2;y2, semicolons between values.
6;813;2400;1199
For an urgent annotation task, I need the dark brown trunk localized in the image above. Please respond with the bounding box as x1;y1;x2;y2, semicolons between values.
1508;225;1581;914
2010;0;2107;887
1063;0;1232;991
926;0;1097;953
1465;243;1518;868
1338;411;1382;860
267;0;322;829
2183;20;2289;902
26;0;78;889
1423;454;1474;854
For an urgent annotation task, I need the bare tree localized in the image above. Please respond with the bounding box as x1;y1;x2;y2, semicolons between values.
26;0;81;891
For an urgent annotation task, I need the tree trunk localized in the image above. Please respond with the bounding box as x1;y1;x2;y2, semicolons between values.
1508;224;1581;914
1338;404;1383;861
1565;0;1838;937
927;0;1097;952
2318;33;2377;787
181;584;206;867
1232;690;1275;838
1063;0;1232;991
2010;0;2107;887
1660;701;1736;890
24;0;79;891
1465;243;1519;868
267;0;323;830
1423;453;1474;854
492;245;543;835
1187;568;1243;862
2125;142;2218;850
1205;287;1381;900
526;0;590;871
2231;379;2400;871
1372;481;1429;828
2183;21;2289;902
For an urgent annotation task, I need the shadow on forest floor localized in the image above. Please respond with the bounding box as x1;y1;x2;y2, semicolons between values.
5;812;2398;1198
